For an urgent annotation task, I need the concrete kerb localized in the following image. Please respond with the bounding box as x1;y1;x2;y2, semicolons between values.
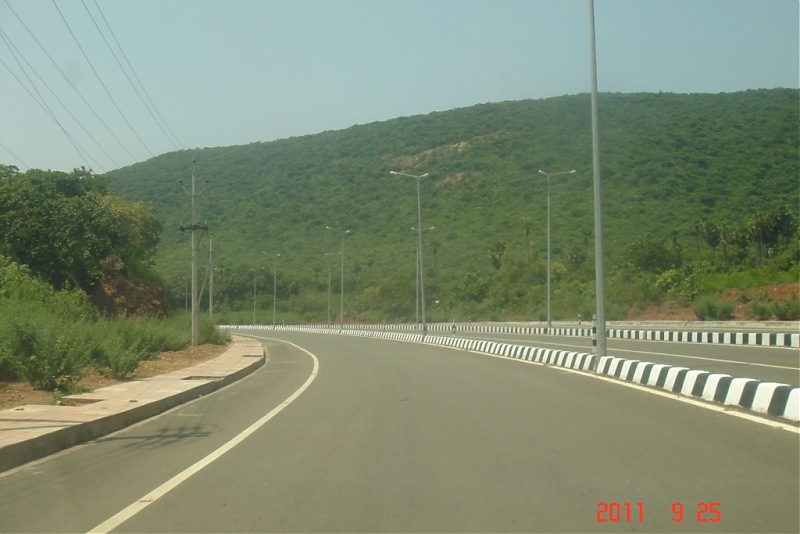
0;336;264;473
226;325;799;422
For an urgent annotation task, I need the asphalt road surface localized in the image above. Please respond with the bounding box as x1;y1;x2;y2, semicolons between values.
0;332;797;533
433;330;800;387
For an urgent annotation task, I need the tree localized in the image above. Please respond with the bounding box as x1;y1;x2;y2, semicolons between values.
624;236;680;274
488;241;507;270
699;220;722;254
0;168;161;291
451;271;489;303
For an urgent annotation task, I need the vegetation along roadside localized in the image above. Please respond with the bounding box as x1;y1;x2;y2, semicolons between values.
1;90;797;405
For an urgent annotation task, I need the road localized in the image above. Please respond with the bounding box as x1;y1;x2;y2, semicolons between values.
444;330;800;386
0;332;797;533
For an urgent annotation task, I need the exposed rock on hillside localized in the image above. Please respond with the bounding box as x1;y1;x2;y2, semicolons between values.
89;256;171;317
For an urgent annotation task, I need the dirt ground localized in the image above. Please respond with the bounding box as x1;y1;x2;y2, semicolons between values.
626;282;799;321
0;343;229;411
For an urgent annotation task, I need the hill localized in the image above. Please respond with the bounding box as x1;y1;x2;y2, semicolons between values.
106;89;799;322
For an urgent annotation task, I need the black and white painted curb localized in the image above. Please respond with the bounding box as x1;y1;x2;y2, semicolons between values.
226;322;799;347
224;324;799;422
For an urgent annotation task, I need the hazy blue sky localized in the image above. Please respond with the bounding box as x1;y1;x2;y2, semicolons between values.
1;0;798;172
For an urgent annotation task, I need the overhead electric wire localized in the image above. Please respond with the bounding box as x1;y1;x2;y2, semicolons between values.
0;140;30;169
81;0;181;151
0;39;100;171
92;0;182;150
0;28;120;168
2;0;137;162
51;0;155;159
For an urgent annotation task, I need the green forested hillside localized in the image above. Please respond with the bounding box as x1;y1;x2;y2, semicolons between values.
106;89;799;323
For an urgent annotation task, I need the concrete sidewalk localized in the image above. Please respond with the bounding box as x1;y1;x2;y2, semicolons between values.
0;336;265;472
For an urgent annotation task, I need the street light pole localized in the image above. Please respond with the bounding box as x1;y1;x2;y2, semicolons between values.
326;227;350;331
391;171;430;335
412;226;435;327
273;254;280;328
589;0;607;362
261;252;281;328
537;169;576;331
208;235;213;318
251;266;264;325
324;252;340;326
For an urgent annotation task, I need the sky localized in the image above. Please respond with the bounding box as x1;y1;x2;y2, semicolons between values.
1;0;798;173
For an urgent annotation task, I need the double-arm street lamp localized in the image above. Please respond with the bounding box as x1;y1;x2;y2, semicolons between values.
325;226;350;330
263;252;281;328
537;168;576;330
391;170;429;335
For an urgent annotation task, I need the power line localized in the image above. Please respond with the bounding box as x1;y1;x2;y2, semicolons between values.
51;0;155;159
81;0;181;151
2;0;137;162
0;28;120;168
92;0;182;150
0;36;101;170
0;140;30;169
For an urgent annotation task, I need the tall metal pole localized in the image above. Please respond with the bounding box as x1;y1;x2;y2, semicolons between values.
589;0;607;362
538;169;575;331
179;160;208;345
326;227;349;331
272;254;280;328
412;226;434;327
253;269;257;326
415;176;426;335
190;163;198;345
324;252;338;326
208;235;213;318
415;238;420;325
327;261;332;326
340;234;345;331
391;171;429;336
546;172;551;330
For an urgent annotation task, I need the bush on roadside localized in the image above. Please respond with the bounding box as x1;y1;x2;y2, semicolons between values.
773;294;800;321
1;256;229;389
693;295;735;321
6;316;92;391
746;296;774;320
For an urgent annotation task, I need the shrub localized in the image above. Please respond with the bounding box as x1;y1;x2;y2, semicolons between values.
773;295;800;321
693;296;735;320
746;299;773;320
199;314;231;344
9;318;91;391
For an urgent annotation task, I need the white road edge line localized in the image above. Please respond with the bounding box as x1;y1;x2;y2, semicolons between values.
475;336;799;371
470;348;800;434
88;339;319;534
384;336;798;434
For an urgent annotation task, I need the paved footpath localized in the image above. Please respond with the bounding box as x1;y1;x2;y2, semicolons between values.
0;336;264;472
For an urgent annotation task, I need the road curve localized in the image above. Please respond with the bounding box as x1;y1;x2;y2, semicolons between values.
0;332;796;533
453;331;800;386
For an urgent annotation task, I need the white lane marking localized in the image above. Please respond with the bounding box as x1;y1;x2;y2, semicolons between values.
472;336;799;371
383;336;798;433
468;348;800;434
606;347;798;371
88;339;319;534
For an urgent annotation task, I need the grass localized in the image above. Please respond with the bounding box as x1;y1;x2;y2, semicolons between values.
1;256;230;392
